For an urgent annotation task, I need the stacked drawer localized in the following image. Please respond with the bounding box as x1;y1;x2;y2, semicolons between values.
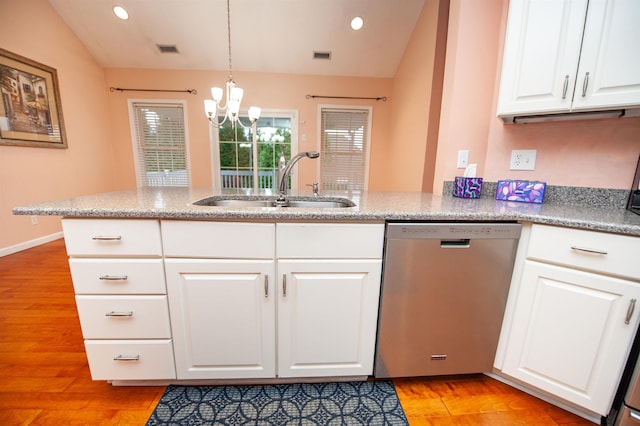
63;219;175;381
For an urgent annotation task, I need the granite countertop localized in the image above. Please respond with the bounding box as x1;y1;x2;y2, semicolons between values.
12;186;640;236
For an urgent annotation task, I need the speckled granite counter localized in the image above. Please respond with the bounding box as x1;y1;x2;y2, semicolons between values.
12;187;640;236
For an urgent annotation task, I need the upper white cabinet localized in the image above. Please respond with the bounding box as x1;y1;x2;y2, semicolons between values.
497;0;640;120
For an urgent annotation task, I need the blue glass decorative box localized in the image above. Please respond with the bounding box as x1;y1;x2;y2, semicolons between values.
495;180;546;204
453;177;483;199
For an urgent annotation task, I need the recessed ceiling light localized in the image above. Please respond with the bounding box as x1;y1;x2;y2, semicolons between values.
351;16;364;31
113;6;129;20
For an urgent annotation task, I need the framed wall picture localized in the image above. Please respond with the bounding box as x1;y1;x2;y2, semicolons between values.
0;48;67;148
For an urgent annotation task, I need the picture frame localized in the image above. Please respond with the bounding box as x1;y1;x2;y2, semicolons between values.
0;48;67;148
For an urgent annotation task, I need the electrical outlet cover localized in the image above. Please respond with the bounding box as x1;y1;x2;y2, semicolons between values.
510;149;536;170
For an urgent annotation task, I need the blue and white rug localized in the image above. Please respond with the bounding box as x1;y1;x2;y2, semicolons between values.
146;381;408;425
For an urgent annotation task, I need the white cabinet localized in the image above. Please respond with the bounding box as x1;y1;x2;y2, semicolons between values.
162;220;384;380
162;221;276;379
276;223;384;378
164;259;276;379
497;0;640;120
276;260;382;378
62;219;176;381
498;224;640;415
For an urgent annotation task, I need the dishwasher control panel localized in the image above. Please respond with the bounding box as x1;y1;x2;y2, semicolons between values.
386;222;522;240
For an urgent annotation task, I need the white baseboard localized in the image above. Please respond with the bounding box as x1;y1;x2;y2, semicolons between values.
0;232;64;257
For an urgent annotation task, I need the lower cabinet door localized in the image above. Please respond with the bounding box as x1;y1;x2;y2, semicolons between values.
84;340;175;380
165;259;276;379
276;259;382;378
502;260;640;415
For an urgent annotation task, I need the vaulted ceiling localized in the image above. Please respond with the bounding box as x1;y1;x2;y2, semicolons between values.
48;0;426;78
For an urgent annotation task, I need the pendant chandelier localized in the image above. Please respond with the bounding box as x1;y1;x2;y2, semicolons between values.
204;0;260;129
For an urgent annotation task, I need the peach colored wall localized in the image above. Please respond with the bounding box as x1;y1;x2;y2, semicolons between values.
104;69;393;190
0;0;114;251
433;0;640;194
375;0;441;192
433;0;505;194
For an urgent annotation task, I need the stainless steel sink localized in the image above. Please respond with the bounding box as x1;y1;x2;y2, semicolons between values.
203;199;274;208
194;196;355;208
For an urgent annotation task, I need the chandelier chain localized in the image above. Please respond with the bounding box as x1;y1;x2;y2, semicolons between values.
226;0;233;80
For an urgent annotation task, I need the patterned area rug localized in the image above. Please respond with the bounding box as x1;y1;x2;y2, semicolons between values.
146;381;408;425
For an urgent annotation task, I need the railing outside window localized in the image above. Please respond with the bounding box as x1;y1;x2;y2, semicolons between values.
220;170;278;190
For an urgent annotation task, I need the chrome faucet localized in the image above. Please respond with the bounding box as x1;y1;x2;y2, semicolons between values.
275;151;320;205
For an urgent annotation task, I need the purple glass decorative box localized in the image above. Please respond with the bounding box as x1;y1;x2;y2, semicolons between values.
453;177;483;199
495;180;546;204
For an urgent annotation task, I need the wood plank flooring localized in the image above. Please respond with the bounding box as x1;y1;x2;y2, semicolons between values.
0;239;595;425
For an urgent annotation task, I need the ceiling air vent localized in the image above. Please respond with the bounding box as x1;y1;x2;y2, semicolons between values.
157;44;179;54
313;51;332;60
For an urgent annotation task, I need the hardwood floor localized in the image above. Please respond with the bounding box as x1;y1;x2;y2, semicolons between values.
0;239;594;425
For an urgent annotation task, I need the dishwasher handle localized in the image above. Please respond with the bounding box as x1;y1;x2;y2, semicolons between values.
440;239;470;248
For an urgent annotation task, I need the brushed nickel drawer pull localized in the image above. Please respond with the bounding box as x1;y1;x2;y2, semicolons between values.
282;274;287;297
99;275;128;281
570;245;608;255
113;355;140;361
581;72;590;97
105;311;133;317
264;275;269;298
562;75;569;99
92;235;122;241
625;299;636;325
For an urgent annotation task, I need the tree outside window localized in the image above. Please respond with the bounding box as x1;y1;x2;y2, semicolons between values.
218;114;293;191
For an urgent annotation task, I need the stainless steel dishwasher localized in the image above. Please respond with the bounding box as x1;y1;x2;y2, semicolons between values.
375;222;522;378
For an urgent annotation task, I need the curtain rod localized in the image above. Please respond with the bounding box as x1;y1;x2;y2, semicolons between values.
306;94;387;101
110;87;198;95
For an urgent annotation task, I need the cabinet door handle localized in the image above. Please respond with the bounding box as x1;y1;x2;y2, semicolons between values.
282;274;287;297
264;275;269;298
625;299;636;325
581;72;590;97
562;75;569;100
113;355;140;361
99;275;128;281
570;245;608;255
92;235;122;241
105;311;133;317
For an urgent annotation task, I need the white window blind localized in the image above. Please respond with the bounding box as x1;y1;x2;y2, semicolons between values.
131;102;189;187
319;107;370;191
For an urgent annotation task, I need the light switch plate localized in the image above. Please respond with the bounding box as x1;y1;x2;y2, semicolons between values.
510;150;536;170
457;150;469;169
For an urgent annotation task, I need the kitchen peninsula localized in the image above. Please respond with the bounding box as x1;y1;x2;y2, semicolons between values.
12;186;640;235
12;187;640;423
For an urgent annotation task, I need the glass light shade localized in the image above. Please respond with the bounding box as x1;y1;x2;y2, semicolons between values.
230;87;244;103
211;87;223;102
204;99;216;116
248;106;261;121
228;99;240;115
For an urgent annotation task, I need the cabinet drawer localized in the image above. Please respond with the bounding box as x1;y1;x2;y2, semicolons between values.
63;219;162;256
69;259;166;294
528;224;640;280
161;221;275;258
84;339;175;380
276;223;385;259
76;295;171;339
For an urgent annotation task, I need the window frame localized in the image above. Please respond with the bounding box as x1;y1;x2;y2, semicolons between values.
128;99;192;188
316;104;372;192
210;108;298;191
